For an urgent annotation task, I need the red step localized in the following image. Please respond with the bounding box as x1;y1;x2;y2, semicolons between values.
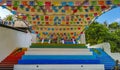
4;56;21;60
6;56;22;58
2;59;20;62
0;48;27;70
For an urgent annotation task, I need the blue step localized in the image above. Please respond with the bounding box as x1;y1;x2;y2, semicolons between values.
22;55;97;60
18;59;100;64
90;48;115;70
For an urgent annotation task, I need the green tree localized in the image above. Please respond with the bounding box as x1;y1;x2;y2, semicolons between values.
114;29;120;50
107;32;120;52
85;22;110;45
86;22;120;52
109;22;119;29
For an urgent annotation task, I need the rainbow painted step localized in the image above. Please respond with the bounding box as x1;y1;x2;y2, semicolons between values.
30;43;87;48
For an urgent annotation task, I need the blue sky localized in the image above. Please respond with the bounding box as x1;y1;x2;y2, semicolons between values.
0;6;120;24
0;7;13;19
95;7;120;24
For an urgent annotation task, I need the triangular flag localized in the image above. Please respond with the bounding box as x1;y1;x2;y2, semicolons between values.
22;1;28;6
106;1;112;5
37;1;43;6
91;1;97;6
13;1;19;7
95;6;100;11
113;0;120;5
7;0;12;6
13;7;17;10
78;7;83;12
98;1;105;6
29;1;35;6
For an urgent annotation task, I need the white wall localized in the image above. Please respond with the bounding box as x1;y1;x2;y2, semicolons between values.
14;21;27;27
31;34;37;43
0;27;32;62
80;33;86;44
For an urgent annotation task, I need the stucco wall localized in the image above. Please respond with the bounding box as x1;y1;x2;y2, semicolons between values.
0;27;32;62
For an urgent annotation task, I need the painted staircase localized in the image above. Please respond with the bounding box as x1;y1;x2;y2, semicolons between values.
0;48;27;70
91;48;115;70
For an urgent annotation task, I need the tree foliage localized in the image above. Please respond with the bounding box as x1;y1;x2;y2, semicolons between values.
109;22;120;29
85;22;109;45
85;22;120;52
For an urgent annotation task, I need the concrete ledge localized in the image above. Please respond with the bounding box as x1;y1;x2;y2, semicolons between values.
14;64;104;70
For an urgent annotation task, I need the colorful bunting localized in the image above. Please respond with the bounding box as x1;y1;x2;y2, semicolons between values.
1;0;119;41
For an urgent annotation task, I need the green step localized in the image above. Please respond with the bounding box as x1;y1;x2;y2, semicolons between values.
30;43;87;48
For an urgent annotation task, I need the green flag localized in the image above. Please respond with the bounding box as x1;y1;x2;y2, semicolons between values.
33;5;37;9
78;7;83;12
91;1;97;6
37;1;43;6
28;16;31;20
113;0;120;5
95;6;100;11
14;1;20;7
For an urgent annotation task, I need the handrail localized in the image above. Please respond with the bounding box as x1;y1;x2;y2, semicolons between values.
0;24;28;33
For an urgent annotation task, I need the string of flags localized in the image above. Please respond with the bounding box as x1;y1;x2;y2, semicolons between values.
1;0;120;6
0;0;120;41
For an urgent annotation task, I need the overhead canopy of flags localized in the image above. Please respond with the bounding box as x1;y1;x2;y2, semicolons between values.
0;0;120;41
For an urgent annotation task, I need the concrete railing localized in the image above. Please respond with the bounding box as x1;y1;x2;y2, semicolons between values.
14;64;104;70
90;42;111;53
